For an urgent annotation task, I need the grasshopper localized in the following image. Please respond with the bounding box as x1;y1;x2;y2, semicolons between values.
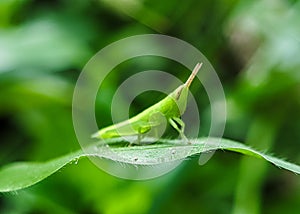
92;63;202;144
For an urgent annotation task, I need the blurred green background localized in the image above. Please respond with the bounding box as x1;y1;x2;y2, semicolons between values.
0;0;300;213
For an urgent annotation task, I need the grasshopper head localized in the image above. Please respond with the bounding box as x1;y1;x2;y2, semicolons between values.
169;63;202;115
170;85;189;115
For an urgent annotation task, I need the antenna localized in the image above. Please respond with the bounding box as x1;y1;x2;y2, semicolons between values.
185;62;202;88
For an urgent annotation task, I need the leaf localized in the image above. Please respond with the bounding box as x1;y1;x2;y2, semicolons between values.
0;138;299;193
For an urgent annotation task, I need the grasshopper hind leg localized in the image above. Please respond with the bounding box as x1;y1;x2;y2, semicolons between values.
129;126;149;146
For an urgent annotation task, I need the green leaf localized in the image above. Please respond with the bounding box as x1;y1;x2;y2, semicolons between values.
0;138;299;193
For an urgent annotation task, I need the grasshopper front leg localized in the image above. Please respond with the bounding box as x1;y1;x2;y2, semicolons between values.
169;117;190;144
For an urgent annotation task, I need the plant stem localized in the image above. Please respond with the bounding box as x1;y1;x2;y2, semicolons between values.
232;117;279;214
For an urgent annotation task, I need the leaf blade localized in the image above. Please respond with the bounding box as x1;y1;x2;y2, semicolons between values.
0;138;299;193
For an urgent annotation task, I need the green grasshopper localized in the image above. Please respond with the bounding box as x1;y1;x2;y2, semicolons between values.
92;63;202;144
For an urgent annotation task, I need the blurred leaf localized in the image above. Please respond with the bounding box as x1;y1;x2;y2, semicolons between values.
0;0;28;27
0;72;78;161
0;11;94;73
99;0;171;32
0;137;299;193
